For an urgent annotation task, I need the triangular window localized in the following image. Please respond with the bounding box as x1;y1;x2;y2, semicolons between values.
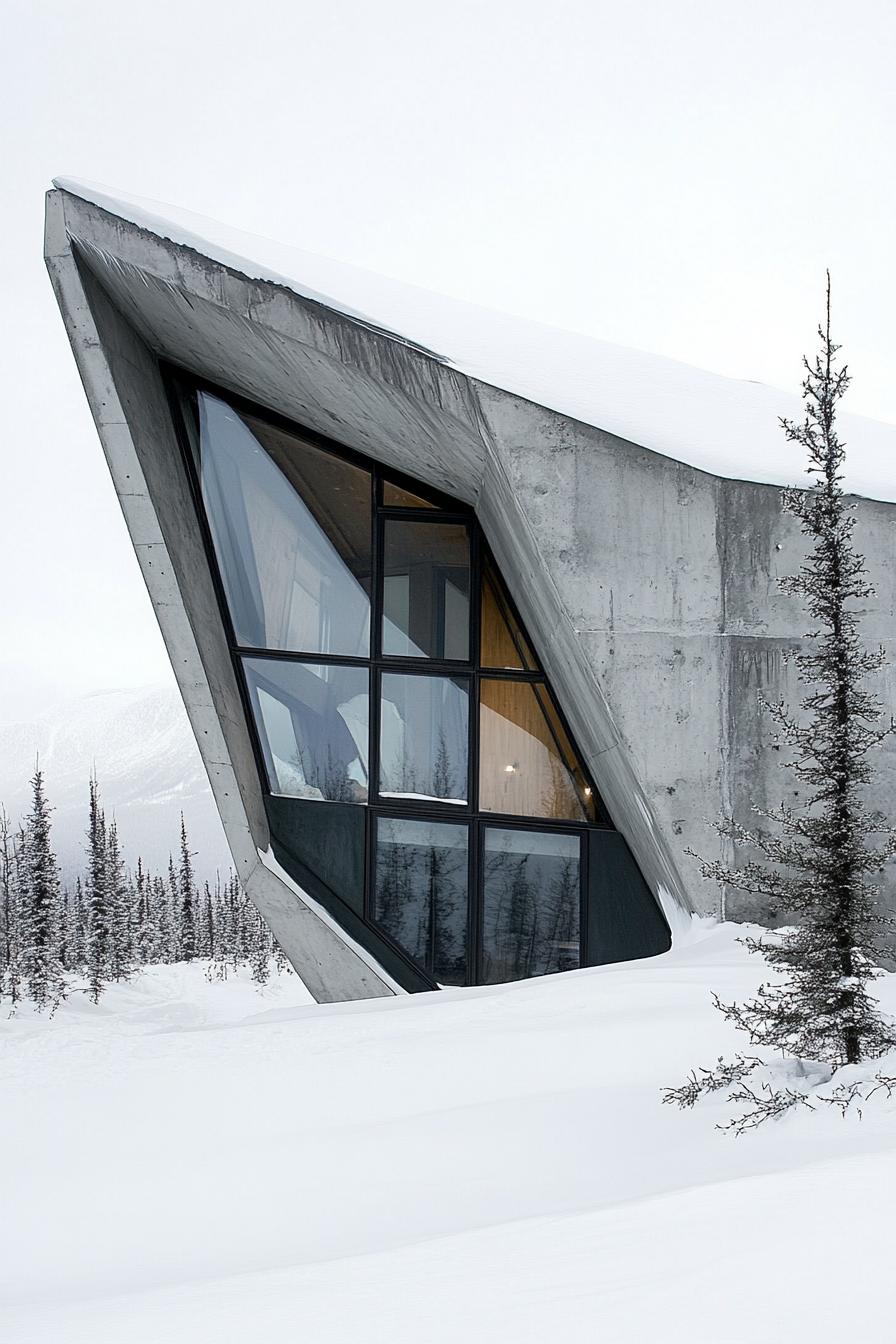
479;679;596;823
480;564;537;671
382;479;439;509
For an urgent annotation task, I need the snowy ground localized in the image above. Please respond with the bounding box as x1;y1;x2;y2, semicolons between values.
4;927;896;1343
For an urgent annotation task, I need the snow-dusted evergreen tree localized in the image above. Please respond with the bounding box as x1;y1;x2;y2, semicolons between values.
18;767;66;1011
669;280;896;1124
198;880;216;960
105;821;133;982
0;806;16;984
1;768;293;1002
132;859;153;965
1;815;24;1004
56;887;70;969
84;776;111;1003
66;877;86;971
152;871;173;963
231;872;251;964
248;911;271;984
177;816;197;961
218;872;241;968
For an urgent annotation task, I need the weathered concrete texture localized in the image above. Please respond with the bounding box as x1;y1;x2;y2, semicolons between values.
45;185;896;961
45;188;695;933
476;382;896;919
44;190;397;1002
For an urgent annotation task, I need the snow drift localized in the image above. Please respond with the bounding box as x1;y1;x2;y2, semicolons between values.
4;924;896;1342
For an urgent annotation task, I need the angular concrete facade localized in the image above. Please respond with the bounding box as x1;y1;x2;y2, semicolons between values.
45;183;896;999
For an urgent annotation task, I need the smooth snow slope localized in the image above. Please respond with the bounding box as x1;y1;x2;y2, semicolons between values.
4;924;896;1343
54;176;896;504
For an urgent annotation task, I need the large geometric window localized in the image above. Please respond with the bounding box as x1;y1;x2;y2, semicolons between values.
195;392;372;656
172;377;635;989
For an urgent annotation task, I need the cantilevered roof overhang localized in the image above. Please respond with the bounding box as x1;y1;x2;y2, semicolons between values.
51;179;869;994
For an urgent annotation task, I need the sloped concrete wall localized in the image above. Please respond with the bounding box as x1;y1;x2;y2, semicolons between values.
475;383;896;919
45;187;896;944
45;190;398;1002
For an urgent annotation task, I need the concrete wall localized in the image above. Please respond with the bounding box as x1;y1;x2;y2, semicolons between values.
476;384;896;918
45;186;896;959
45;190;399;1002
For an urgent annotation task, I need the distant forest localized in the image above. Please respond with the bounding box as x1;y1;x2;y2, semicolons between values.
0;766;291;1011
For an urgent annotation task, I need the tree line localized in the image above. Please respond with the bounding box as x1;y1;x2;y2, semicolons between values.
0;769;290;1012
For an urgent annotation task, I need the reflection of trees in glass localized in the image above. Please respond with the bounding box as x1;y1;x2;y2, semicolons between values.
541;756;580;820
507;856;539;978
432;727;457;801
484;842;580;981
385;739;419;797
380;676;467;803
546;858;579;973
484;848;537;981
385;728;461;802
293;742;360;802
376;831;467;984
430;842;466;984
376;834;426;963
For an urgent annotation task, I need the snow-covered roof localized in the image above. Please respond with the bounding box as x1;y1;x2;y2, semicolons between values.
54;176;896;504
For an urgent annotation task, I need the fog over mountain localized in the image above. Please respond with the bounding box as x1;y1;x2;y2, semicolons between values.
0;686;230;881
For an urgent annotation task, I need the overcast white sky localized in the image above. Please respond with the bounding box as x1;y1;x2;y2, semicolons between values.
1;0;894;723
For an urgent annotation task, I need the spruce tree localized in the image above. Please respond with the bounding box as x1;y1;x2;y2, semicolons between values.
232;872;250;963
19;767;66;1011
670;279;896;1121
177;816;197;961
0;806;15;984
133;859;159;965
2;763;291;996
56;887;70;969
105;821;132;982
165;858;180;962
219;873;241;968
67;876;86;971
199;881;215;959
85;776;110;1003
2;822;24;1004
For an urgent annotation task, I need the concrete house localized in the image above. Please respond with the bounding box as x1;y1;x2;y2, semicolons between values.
45;179;896;1002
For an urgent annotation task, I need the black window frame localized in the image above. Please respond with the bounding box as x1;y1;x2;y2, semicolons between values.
163;363;615;989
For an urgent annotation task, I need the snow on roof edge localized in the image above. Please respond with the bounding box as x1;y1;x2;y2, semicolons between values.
52;176;896;505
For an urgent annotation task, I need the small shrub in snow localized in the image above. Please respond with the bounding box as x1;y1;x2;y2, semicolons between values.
662;1054;763;1109
664;1052;896;1135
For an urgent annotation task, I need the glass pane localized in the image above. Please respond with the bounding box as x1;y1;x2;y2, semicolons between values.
479;679;595;821
197;392;371;656
374;817;468;984
534;685;597;822
382;521;470;660
480;572;536;670
243;657;369;802
380;673;469;804
382;480;438;509
482;828;580;983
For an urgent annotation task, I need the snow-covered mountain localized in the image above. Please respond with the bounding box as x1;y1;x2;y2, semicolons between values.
0;685;231;880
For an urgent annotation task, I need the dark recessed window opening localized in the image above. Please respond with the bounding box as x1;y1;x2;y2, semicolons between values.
168;372;668;990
